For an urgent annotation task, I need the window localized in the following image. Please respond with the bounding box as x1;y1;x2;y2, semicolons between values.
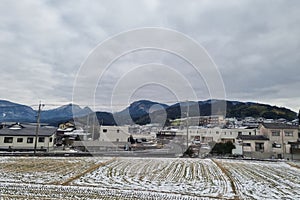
49;137;53;143
17;138;23;143
103;129;107;133
203;137;213;143
216;131;219;134
285;131;293;137
272;131;280;137
272;143;281;148
38;137;45;143
255;142;264;152
243;143;251;147
27;137;34;143
4;137;13;143
117;129;120;133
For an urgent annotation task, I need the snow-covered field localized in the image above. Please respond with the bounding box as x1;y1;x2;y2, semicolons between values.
0;157;300;199
217;159;300;199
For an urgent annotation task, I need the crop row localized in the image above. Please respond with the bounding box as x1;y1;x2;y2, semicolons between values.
73;158;235;199
0;157;108;184
0;182;209;200
1;157;300;199
218;159;300;199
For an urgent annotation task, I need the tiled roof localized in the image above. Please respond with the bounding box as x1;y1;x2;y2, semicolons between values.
261;123;298;129
0;125;56;137
237;135;269;141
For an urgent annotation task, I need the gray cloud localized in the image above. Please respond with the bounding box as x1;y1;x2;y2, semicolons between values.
0;0;299;112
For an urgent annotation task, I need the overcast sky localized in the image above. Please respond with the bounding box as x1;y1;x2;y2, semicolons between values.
0;0;299;112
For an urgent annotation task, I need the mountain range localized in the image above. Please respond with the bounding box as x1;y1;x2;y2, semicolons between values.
91;99;297;126
0;99;297;126
0;100;93;125
119;100;297;125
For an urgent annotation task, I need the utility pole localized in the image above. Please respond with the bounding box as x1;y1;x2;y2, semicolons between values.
186;100;189;150
92;113;96;140
281;128;285;159
34;102;43;155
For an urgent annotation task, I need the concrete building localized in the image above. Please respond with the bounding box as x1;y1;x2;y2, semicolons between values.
258;123;299;158
198;115;226;127
0;123;56;151
172;115;225;127
74;126;157;152
235;135;270;158
176;127;257;144
99;126;156;142
99;126;130;142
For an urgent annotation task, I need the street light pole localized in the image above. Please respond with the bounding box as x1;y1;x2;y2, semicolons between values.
34;102;43;155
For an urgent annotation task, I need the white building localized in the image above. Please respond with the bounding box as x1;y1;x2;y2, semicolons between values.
0;123;56;152
99;126;156;142
175;126;257;144
175;115;226;127
99;126;130;142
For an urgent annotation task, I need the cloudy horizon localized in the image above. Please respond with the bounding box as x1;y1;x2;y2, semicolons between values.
0;0;299;112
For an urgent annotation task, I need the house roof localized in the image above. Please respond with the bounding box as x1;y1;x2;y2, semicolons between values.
261;123;298;130
0;125;56;137
237;135;269;141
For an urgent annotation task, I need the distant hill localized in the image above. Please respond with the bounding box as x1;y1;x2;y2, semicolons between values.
0;100;92;126
226;101;296;120
0;100;36;122
114;100;169;125
41;104;93;125
115;100;297;125
0;99;297;126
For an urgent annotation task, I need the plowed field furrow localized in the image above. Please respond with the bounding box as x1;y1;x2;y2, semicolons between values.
1;157;300;199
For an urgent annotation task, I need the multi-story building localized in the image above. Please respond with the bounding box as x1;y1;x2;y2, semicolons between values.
176;126;257;144
258;123;299;158
235;135;271;158
173;115;226;127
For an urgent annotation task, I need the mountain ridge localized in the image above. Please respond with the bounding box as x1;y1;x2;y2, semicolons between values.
0;99;297;126
0;100;92;125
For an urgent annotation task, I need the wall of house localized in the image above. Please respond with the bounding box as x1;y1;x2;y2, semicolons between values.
177;127;257;143
0;135;55;151
259;125;298;154
242;140;271;153
243;152;274;159
99;126;131;142
240;138;300;159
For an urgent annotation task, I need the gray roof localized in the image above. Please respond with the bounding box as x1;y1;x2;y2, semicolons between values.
237;135;269;141
261;123;298;130
0;125;56;137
